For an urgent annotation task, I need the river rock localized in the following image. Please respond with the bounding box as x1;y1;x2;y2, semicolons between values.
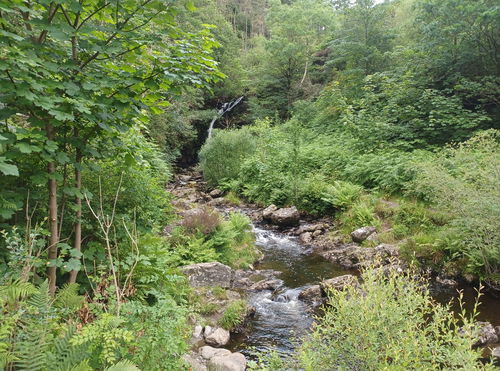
232;269;281;289
183;353;207;371
208;352;246;371
205;327;231;347
295;223;329;235
200;346;232;360
299;232;313;245
210;189;224;198
321;275;358;294
262;204;278;220
209;197;228;207
271;206;300;227
298;285;322;304
475;322;498;345
262;205;300;227
251;278;283;291
436;276;458;288
182;262;233;288
312;229;323;237
321;243;399;269
351;226;376;242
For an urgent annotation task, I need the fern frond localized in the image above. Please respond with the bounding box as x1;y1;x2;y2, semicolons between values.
69;359;93;371
0;280;36;306
54;284;84;311
13;321;50;371
105;359;141;371
51;325;88;371
27;280;52;314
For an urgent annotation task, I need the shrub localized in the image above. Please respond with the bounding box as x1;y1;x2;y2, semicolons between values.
199;128;257;186
180;206;221;235
298;265;492;370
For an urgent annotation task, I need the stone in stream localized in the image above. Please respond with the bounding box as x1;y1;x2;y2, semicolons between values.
299;232;313;245
204;326;231;347
182;262;233;288
250;278;283;291
474;322;498;345
350;226;377;242
298;285;323;305
208;352;246;371
262;204;300;227
200;346;232;360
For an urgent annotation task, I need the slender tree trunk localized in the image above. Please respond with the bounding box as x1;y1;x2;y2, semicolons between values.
69;144;82;284
68;26;81;284
46;123;59;295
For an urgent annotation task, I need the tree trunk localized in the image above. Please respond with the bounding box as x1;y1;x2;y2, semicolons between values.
69;144;82;284
46;124;59;295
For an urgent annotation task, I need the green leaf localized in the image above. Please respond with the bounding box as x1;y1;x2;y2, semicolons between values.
0;158;19;176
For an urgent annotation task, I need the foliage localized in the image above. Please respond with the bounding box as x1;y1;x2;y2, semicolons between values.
298;265;492;370
167;210;257;269
121;298;189;370
180;206;221;235
409;131;500;283
218;299;248;330
199;127;257;186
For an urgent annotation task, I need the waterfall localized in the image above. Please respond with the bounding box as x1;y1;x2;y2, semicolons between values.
207;96;244;139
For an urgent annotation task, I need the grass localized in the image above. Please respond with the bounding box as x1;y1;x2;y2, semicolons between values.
217;299;248;331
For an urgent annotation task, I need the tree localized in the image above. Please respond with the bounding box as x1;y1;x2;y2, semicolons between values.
0;0;221;293
247;0;335;119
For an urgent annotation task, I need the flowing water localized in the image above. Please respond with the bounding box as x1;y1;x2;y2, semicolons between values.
228;223;500;359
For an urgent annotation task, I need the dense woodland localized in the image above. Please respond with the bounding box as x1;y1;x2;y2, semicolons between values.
0;0;499;369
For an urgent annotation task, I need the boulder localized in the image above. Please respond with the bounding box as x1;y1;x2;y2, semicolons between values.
321;275;358;294
262;204;278;221
321;243;399;269
475;322;498;345
200;346;232;360
351;226;376;243
495;326;500;337
191;325;205;347
210;189;224;198
298;285;323;304
269;206;300;227
204;327;231;347
299;232;313;245
250;278;283;291
208;352;246;371
182;262;233;288
183;353;207;371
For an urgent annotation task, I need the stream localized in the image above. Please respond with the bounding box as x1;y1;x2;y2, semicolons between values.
227;222;500;360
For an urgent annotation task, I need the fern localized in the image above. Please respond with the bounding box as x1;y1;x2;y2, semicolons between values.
105;359;141;371
54;284;84;312
51;325;89;371
0;280;36;307
27;280;52;315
